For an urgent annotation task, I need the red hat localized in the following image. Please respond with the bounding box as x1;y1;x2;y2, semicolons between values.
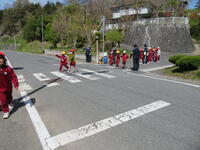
0;51;5;56
70;49;75;52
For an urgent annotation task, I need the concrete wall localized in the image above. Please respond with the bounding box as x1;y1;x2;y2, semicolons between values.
107;17;195;53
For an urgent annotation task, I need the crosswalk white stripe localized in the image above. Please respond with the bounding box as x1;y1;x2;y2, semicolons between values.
33;73;60;87
19;82;33;91
73;72;100;80
46;82;60;87
33;73;51;81
81;69;116;78
51;71;81;83
17;74;26;83
106;66;115;69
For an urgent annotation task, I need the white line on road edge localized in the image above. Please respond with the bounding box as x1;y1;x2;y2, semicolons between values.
141;65;174;72
7;58;54;150
46;101;170;149
20;91;53;150
127;72;200;88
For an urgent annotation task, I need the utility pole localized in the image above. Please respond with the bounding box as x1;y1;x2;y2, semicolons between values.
41;15;44;51
102;16;106;54
96;35;99;64
14;33;16;51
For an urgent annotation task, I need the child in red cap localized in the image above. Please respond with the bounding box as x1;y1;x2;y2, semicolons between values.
55;51;69;72
0;52;18;119
121;50;129;68
66;49;79;73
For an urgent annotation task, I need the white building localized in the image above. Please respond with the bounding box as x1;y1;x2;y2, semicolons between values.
111;1;152;19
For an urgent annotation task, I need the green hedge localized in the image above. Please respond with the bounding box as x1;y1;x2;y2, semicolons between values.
196;70;200;77
176;55;200;70
169;55;186;64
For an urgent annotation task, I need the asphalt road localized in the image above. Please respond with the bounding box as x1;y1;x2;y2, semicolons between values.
0;50;200;150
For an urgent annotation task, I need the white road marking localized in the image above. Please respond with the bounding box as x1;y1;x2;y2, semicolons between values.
53;64;59;66
46;101;170;149
33;73;51;81
17;75;26;83
6;56;12;67
46;82;60;87
33;73;60;87
126;72;200;88
51;71;81;83
7;58;54;150
20;91;53;150
141;65;174;72
81;69;116;78
19;82;33;91
122;69;132;72
73;72;100;80
106;66;115;69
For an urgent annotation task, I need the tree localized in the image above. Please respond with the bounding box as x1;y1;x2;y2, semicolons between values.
106;29;123;47
52;10;68;48
195;0;200;9
13;0;30;8
0;10;3;25
45;23;59;48
23;15;40;41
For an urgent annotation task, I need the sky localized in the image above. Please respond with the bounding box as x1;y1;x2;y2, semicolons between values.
0;0;199;10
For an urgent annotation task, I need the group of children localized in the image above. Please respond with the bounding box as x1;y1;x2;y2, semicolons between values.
108;46;161;68
108;50;129;68
0;46;161;119
55;49;78;72
140;46;161;64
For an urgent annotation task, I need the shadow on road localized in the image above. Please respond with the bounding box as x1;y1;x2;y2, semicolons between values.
13;67;24;70
11;77;62;116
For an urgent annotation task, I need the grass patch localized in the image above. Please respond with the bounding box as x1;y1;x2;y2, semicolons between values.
163;66;200;80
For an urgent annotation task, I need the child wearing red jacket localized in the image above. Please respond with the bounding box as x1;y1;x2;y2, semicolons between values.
108;50;114;66
0;52;18;119
121;50;129;68
115;50;121;67
56;51;69;72
66;49;79;73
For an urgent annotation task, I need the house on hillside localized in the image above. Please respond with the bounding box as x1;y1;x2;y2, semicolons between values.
106;0;188;29
110;1;153;22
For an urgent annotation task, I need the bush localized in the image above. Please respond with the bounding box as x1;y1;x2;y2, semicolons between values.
176;55;200;71
196;70;200;77
169;55;186;64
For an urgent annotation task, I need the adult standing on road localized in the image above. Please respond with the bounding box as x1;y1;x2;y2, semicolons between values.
143;44;149;64
131;44;140;71
85;47;92;63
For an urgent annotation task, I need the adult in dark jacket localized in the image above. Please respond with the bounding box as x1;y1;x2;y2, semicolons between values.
143;44;148;64
85;47;91;62
132;44;140;71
